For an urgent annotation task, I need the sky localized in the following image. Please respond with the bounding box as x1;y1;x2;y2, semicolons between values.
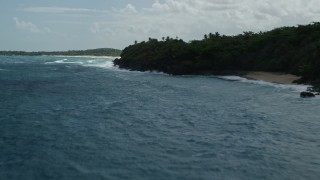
1;0;320;51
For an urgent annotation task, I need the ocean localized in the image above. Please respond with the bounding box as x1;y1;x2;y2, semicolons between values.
0;56;319;180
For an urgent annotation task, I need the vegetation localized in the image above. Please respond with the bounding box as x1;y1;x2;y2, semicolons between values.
0;48;122;57
114;23;320;90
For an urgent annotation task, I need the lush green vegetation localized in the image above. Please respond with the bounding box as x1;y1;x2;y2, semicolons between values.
0;48;121;57
114;23;320;90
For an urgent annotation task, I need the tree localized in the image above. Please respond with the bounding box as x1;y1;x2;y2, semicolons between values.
209;33;213;39
114;22;320;92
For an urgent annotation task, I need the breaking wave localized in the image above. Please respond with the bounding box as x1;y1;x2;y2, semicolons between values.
218;76;310;92
44;56;116;69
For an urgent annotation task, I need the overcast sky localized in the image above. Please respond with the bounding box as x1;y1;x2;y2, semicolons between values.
1;0;320;51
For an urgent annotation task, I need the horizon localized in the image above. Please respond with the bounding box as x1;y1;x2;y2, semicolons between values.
0;47;122;52
1;0;320;51
1;22;319;52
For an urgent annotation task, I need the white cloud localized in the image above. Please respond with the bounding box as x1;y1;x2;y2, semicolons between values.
152;0;170;12
91;0;320;48
120;4;138;13
13;17;51;33
23;6;108;14
20;0;320;49
145;0;320;29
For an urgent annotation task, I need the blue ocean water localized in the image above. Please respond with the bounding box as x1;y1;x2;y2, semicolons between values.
0;56;319;180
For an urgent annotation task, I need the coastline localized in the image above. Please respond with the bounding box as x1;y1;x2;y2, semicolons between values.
50;55;120;59
0;55;120;59
242;71;301;85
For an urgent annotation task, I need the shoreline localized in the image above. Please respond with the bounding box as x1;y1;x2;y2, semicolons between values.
0;55;120;59
50;55;120;59
242;71;301;85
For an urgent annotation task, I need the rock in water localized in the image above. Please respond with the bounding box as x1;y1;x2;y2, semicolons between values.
300;91;315;98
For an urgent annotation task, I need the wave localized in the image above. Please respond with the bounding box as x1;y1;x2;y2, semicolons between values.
218;76;310;92
45;59;85;65
52;55;119;59
48;57;121;71
84;60;114;69
42;56;167;74
43;57;124;74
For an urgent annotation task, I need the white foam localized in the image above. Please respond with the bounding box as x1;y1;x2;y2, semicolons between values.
62;62;84;64
85;61;114;68
55;59;65;63
45;59;84;65
218;76;247;81
43;57;166;75
52;55;119;59
218;76;310;92
45;59;64;64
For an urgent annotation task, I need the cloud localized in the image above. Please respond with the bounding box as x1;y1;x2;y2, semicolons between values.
90;23;109;34
148;0;239;14
87;0;320;49
152;0;320;33
13;17;51;33
151;0;170;12
20;0;320;49
23;6;108;14
120;4;138;13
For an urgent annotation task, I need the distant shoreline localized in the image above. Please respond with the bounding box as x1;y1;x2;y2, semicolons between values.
0;54;120;59
50;55;120;59
0;48;122;57
242;71;301;85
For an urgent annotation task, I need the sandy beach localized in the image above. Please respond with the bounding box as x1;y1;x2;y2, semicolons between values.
243;71;301;85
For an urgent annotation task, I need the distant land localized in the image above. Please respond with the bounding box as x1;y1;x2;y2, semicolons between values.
0;48;122;57
114;22;320;92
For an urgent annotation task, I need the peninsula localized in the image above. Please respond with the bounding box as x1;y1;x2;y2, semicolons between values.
114;23;320;92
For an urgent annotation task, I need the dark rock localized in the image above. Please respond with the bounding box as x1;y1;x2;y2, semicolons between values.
316;93;320;95
300;91;315;98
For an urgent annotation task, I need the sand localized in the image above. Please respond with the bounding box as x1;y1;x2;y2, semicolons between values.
243;71;301;85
